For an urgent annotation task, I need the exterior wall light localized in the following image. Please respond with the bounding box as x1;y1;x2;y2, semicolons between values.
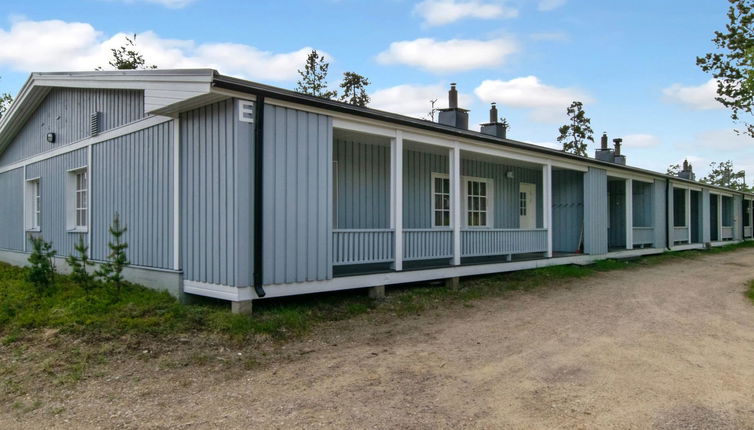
46;132;55;143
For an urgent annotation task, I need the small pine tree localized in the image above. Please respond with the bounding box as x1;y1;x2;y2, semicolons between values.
98;34;157;71
339;72;370;107
295;50;337;99
66;235;96;294
95;213;129;299
557;101;594;156
27;236;56;295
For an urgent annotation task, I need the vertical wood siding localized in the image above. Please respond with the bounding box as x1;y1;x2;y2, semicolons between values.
25;149;88;257
0;168;24;250
551;170;583;253
262;105;332;285
333;136;390;229
403;150;448;228
632;181;653;227
701;189;711;243
583;167;608;254
607;179;626;248
0;88;145;166
653;180;667;248
181;99;253;286
92;122;174;269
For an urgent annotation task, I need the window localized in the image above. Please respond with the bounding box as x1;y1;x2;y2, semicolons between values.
25;179;41;231
464;177;492;228
432;173;450;227
519;191;527;216
66;167;88;231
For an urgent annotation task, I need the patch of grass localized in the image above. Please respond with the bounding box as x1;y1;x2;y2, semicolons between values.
746;280;754;304
0;241;752;346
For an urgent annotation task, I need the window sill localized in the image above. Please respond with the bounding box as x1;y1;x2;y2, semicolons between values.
25;228;41;233
67;228;88;234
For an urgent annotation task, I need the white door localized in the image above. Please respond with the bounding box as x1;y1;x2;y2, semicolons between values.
519;183;536;229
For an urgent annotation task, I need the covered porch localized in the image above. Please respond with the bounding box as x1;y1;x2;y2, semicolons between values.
670;185;703;246
330;127;584;276
607;176;657;251
745;198;753;239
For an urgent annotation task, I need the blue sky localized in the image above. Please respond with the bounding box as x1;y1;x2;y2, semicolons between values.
0;0;750;183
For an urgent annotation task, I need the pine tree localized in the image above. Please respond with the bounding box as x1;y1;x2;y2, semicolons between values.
66;235;95;294
339;72;370;106
27;236;56;295
295;50;337;99
697;0;754;137
95;213;129;299
700;160;750;191
99;34;157;71
667;163;681;176
557;101;594;156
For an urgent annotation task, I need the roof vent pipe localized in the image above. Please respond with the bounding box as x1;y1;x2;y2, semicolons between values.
613;138;626;165
448;83;458;109
489;102;498;123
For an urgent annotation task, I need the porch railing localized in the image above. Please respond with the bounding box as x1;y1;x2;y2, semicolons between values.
461;229;547;257
745;226;753;238
672;226;689;243
632;227;654;245
332;229;394;265
721;226;734;240
404;229;453;261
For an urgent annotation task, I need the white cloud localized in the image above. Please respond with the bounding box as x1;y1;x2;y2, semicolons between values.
370;83;473;119
111;0;197;7
414;0;518;26
0;19;321;82
538;0;566;11
623;134;661;148
662;79;721;110
474;76;592;123
683;128;751;152
376;37;518;73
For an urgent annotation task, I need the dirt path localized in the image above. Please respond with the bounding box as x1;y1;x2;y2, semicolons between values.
4;249;754;429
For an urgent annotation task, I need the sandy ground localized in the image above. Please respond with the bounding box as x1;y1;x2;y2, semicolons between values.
3;248;754;429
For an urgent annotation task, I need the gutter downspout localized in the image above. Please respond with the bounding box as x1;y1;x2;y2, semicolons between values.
665;180;671;250
253;95;266;298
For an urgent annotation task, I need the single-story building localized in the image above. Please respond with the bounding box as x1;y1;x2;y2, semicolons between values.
0;70;752;313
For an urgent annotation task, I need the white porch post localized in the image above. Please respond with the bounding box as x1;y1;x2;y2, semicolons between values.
392;130;403;271
451;146;461;265
717;194;723;241
625;178;633;250
543;163;553;258
685;188;691;244
750;199;753;236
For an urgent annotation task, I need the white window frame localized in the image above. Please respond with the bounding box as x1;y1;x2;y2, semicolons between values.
431;173;451;228
24;177;41;232
462;176;494;228
66;167;89;232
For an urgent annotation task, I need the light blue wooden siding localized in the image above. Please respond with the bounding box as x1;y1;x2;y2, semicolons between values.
333;136;390;229
403;150;448;228
583;167;608;255
551;169;583;253
632;181;653;227
733;195;743;240
262;105;332;285
403;150;543;229
607;179;626;248
0;168;24;250
91;121;174;269
25;149;88;257
701;189;711;243
0;88;144;166
181;99;254;287
653;180;667;249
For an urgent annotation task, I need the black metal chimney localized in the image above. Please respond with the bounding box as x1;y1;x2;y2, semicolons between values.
480;102;507;139
438;83;469;129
